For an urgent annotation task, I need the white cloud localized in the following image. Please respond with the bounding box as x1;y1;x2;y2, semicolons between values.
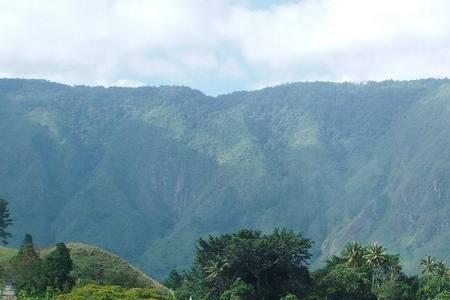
0;0;450;94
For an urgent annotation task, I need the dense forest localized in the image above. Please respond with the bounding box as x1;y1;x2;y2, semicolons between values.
5;226;450;299
164;228;450;300
2;78;450;279
0;199;450;300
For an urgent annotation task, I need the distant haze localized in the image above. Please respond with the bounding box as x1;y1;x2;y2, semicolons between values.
1;0;450;95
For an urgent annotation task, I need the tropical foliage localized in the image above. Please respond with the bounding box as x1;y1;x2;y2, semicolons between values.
174;228;312;300
167;229;450;300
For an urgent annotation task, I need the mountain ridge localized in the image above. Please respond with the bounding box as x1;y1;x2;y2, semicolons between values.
1;78;450;278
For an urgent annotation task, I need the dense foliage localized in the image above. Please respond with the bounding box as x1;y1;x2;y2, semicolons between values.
3;226;450;300
0;198;12;244
1;234;172;300
3;79;450;278
174;229;312;300
46;243;159;288
10;234;46;294
0;243;163;290
44;243;74;292
56;285;173;300
169;229;450;300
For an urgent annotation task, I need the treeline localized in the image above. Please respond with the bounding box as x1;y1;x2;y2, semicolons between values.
165;229;450;300
6;234;74;298
5;194;450;300
0;198;173;300
0;198;73;298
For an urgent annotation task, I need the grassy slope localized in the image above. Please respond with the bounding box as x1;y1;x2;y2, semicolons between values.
0;243;170;295
0;246;16;265
57;284;173;300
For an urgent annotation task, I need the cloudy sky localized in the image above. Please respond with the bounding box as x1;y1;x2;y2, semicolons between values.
1;0;450;95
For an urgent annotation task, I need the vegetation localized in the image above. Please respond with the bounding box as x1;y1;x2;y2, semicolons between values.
1;193;450;300
10;234;46;294
0;198;12;245
56;285;173;300
0;243;164;290
0;197;169;299
2;79;450;279
2;233;172;300
168;229;450;300
174;228;312;300
41;243;161;288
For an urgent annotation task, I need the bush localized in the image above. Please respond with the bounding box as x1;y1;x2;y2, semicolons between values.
55;284;173;300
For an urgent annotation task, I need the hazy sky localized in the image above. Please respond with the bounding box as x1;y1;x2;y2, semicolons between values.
1;0;450;95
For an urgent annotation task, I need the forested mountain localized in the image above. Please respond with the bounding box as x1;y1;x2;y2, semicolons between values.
1;78;450;279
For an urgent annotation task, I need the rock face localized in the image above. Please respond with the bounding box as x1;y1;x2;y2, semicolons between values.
1;78;450;278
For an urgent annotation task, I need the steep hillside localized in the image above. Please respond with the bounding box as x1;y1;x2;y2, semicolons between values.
1;78;449;278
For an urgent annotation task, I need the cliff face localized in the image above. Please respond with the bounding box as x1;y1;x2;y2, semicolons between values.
1;78;449;278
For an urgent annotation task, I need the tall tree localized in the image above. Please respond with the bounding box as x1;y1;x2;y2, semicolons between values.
420;256;437;276
364;243;388;269
10;234;44;293
163;269;184;290
0;198;12;244
178;228;312;300
342;241;366;268
419;256;448;277
44;242;74;292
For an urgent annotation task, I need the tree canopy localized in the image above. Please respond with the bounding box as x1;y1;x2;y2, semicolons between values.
0;198;12;244
175;228;312;300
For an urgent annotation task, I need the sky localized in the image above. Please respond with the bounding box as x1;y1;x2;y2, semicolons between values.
1;0;450;95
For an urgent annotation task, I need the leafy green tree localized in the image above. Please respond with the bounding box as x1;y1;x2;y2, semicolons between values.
341;241;366;268
220;280;256;300
435;261;448;277
313;264;374;300
279;293;299;300
372;271;413;300
163;269;184;290
174;265;210;300
44;242;74;292
177;228;312;300
310;241;414;300
204;257;231;295
434;291;450;300
417;275;450;300
0;198;12;244
10;234;45;294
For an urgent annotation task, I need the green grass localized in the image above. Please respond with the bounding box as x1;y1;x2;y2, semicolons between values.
0;243;169;293
0;246;16;265
56;284;174;300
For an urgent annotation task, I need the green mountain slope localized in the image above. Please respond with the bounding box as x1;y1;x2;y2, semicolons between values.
1;78;449;278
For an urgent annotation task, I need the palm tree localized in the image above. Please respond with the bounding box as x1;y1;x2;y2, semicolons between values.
420;256;437;275
204;257;230;295
364;242;388;290
364;242;388;268
342;241;366;267
435;260;447;276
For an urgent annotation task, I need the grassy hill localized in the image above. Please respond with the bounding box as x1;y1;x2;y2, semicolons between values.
2;78;450;278
0;243;169;295
0;246;16;265
43;243;164;289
